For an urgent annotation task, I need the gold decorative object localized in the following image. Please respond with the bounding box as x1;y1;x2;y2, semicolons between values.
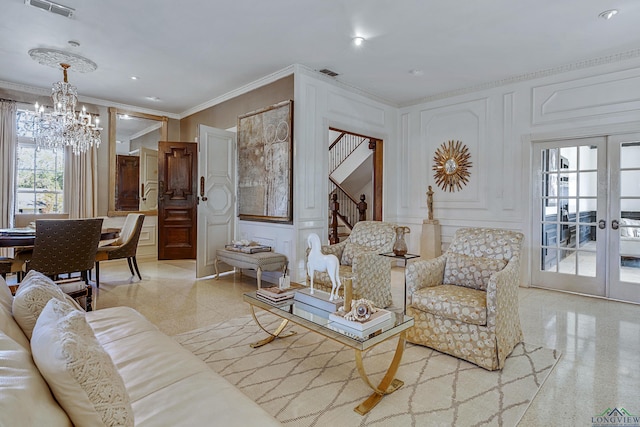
432;140;472;192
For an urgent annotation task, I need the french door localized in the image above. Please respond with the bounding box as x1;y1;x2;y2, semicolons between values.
532;134;640;304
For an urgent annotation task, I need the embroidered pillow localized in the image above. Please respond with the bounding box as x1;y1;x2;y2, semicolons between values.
443;253;507;291
31;299;134;427
12;270;81;339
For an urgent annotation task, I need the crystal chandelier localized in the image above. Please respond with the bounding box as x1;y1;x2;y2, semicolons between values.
27;62;102;155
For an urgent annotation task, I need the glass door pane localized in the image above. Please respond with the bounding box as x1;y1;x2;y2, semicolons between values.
533;137;606;296
609;137;640;303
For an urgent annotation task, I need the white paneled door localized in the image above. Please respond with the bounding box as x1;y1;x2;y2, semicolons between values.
532;134;640;303
196;125;236;278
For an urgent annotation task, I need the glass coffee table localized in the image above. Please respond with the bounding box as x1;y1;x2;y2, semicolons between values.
243;291;414;415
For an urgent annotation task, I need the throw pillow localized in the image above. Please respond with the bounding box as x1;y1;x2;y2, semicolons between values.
12;270;81;339
0;330;73;427
443;253;507;291
31;299;134;427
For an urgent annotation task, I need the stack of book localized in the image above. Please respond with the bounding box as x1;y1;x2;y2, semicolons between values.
256;286;298;303
293;287;343;312
224;244;271;254
329;308;394;332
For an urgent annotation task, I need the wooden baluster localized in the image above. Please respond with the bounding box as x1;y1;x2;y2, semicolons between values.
330;193;340;244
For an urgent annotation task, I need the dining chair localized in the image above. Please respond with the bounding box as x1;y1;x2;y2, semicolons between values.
26;218;104;311
95;213;145;288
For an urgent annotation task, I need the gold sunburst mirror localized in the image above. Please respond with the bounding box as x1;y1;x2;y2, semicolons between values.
432;140;472;192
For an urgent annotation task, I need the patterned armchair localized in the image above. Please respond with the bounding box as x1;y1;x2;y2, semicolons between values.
306;221;397;308
405;227;524;370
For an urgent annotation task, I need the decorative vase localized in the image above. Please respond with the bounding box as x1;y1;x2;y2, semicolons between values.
393;227;408;256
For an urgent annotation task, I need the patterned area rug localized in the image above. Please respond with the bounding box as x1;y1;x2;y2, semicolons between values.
174;314;560;427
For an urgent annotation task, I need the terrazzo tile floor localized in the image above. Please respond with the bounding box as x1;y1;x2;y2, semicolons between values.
26;258;639;426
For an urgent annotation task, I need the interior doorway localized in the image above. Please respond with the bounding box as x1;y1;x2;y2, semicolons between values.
531;134;640;303
328;128;383;241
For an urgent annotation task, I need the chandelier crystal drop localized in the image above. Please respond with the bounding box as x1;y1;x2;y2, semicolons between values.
27;63;102;155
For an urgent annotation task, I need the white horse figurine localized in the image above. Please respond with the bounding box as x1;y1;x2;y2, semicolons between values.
307;233;342;301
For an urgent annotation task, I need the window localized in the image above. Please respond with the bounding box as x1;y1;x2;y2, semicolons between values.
15;109;65;214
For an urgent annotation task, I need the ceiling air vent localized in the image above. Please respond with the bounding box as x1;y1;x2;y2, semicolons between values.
318;68;339;77
25;0;75;18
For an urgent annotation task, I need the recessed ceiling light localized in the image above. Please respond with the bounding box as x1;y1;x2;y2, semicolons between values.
410;69;424;76
145;96;161;102
130;76;138;80
598;9;618;20
352;36;365;46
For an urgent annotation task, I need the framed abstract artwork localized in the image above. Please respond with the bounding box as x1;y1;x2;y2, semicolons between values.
237;100;293;223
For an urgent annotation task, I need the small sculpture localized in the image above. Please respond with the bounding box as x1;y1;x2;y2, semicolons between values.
426;185;434;221
307;233;342;301
343;299;377;322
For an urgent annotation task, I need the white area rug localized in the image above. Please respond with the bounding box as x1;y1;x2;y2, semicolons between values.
174;314;560;427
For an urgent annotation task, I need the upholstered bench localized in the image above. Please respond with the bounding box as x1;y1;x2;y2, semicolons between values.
215;249;287;289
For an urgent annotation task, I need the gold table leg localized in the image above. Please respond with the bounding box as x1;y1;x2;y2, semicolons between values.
354;331;406;415
249;305;297;348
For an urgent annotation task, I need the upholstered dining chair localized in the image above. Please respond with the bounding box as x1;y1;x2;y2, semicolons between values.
26;218;104;311
95;213;145;288
305;220;398;308
405;227;524;370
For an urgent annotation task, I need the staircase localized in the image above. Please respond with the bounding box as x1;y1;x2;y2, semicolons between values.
328;130;373;243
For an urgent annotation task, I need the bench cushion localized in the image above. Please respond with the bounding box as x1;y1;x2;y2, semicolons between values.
216;249;287;271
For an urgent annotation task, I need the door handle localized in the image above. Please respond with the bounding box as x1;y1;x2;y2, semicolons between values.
598;219;606;230
141;183;146;202
200;176;208;201
612;219;619;230
158;180;164;201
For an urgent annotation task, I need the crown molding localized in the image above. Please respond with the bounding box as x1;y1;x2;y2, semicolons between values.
178;65;297;119
0;79;180;119
401;47;640;107
294;64;400;107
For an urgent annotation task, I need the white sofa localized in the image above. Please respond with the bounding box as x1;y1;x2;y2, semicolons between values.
0;271;281;427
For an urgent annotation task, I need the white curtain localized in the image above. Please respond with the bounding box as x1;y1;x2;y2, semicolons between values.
66;145;98;219
0;100;16;256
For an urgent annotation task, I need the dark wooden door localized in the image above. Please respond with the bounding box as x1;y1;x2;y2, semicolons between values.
115;155;139;211
157;141;198;259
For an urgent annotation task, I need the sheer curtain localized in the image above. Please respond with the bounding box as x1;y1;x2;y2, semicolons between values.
67;146;98;219
0;99;16;256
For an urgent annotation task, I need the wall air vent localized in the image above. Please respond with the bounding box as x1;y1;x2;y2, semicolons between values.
25;0;75;18
319;68;339;77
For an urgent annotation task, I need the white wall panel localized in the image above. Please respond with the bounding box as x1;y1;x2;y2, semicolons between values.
532;68;640;125
327;90;386;127
419;98;488;210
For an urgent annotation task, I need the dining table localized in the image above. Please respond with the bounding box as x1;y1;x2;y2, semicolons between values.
0;227;120;248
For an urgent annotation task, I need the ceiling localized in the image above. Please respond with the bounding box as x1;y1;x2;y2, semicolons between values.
2;0;640;117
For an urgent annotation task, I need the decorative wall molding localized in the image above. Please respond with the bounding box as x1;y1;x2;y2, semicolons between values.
532;67;640;125
403;48;640;108
302;83;319;212
400;113;410;209
502;92;515;210
419;98;488;210
326;90;387;127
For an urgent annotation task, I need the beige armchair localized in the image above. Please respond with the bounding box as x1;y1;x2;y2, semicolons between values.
306;221;397;308
405;227;524;370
